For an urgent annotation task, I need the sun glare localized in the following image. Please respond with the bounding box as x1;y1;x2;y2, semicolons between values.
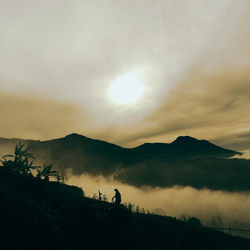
108;72;146;105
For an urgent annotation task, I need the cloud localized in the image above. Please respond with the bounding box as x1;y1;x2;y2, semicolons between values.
68;173;250;238
83;1;250;150
0;0;250;152
0;91;89;140
90;68;250;152
0;1;248;123
143;70;250;142
112;157;250;191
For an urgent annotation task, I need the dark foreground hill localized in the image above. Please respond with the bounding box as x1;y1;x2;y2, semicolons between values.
0;168;249;250
1;133;250;191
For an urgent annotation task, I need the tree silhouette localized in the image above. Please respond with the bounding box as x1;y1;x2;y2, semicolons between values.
0;143;39;175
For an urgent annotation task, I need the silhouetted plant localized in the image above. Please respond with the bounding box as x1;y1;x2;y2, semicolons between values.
136;205;140;213
125;204;146;214
60;169;67;183
98;189;102;200
92;193;97;199
0;142;39;176
182;216;202;227
36;162;58;181
56;169;68;183
124;202;134;212
102;194;108;202
92;190;108;202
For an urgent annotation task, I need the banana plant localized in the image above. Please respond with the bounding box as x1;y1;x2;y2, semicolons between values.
36;163;58;181
1;143;38;176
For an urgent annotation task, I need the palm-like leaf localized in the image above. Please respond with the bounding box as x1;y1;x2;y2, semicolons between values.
1;143;58;181
37;163;59;181
1;143;36;175
2;154;14;158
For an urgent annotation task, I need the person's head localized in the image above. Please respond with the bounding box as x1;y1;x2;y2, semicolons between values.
114;188;118;192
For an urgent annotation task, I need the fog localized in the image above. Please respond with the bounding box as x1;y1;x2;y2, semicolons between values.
68;173;250;237
1;140;250;238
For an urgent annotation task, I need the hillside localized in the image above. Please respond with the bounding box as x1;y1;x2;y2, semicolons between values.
0;168;249;250
132;135;240;159
0;133;240;163
1;133;249;191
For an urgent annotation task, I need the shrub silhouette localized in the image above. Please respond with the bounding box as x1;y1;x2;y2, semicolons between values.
0;143;59;182
92;190;108;202
56;168;67;183
0;143;39;175
182;216;202;227
36;162;59;181
124;202;134;212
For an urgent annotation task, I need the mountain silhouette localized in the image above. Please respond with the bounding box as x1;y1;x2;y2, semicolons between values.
0;133;240;173
132;135;239;159
0;133;239;157
1;133;249;191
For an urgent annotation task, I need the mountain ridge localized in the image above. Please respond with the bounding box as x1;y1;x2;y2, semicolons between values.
1;133;249;191
0;133;241;156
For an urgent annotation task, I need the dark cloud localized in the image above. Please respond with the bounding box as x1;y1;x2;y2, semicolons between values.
113;158;250;191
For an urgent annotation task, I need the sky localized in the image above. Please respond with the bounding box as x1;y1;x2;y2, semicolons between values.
1;0;250;152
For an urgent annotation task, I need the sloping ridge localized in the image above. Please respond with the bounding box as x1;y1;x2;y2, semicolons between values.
132;135;240;158
0;167;249;250
0;133;246;191
0;133;241;161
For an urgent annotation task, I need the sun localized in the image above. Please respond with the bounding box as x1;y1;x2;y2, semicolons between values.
108;72;146;105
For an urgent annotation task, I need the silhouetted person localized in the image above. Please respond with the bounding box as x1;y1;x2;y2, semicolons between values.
112;188;121;205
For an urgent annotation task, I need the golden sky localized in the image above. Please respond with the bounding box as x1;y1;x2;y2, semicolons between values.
1;0;250;151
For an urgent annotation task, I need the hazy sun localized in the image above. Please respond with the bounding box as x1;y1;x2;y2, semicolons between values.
108;72;146;105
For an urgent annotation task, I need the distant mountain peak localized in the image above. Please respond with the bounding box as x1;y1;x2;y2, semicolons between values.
64;133;90;141
171;136;200;144
65;133;83;138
